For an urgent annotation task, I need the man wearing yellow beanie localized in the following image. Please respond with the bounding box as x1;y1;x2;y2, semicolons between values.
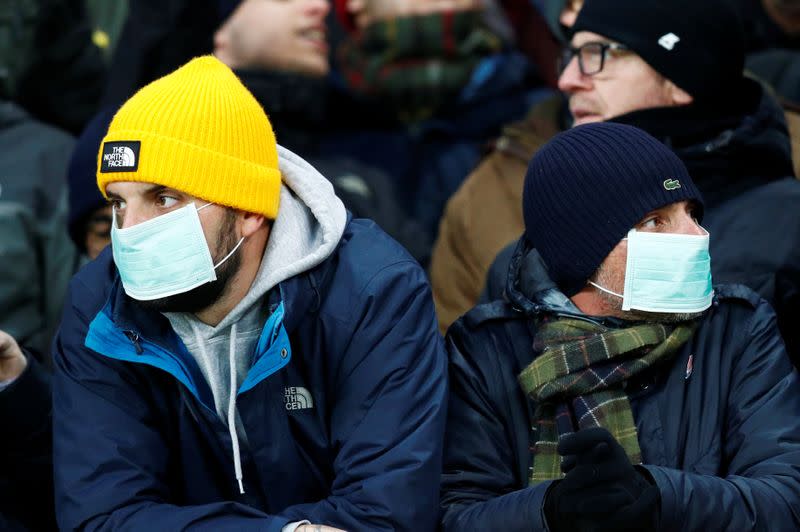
52;56;447;532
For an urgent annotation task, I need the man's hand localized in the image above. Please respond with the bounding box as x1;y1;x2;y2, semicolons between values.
544;427;660;532
0;330;27;382
296;525;346;532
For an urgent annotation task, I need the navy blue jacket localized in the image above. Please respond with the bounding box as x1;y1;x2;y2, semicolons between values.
53;218;448;532
442;243;800;531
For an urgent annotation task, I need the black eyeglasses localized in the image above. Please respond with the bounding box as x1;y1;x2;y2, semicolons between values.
559;41;630;76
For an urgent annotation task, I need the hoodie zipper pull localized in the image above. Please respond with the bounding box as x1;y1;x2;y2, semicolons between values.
124;331;144;354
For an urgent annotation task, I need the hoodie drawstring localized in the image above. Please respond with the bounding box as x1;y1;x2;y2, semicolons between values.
227;323;245;494
190;321;245;494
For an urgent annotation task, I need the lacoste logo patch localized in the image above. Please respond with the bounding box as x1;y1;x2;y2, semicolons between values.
663;178;682;191
100;141;140;172
658;33;680;51
284;386;314;411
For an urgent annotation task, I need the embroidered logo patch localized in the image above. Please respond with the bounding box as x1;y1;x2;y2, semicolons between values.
284;386;314;411
663;178;682;191
658;33;681;51
100;141;140;172
685;354;694;380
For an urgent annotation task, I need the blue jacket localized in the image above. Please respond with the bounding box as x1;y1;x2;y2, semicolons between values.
53;217;448;532
442;242;800;531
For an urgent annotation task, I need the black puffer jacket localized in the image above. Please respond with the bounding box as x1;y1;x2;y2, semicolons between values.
443;241;800;531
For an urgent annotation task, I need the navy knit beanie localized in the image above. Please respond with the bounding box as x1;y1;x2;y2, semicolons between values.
571;0;745;105
67;107;116;250
523;122;704;297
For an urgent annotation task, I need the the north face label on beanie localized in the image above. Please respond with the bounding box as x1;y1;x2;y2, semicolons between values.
100;141;141;172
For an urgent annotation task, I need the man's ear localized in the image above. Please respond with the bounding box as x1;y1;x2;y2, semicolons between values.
238;210;269;238
668;81;694;106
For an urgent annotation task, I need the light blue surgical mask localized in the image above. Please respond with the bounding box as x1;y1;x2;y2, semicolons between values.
589;227;713;314
111;202;244;301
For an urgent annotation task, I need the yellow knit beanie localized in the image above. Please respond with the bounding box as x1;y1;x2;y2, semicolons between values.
97;56;281;218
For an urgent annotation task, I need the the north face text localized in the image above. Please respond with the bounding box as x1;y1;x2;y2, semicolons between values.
284;386;314;411
100;141;141;172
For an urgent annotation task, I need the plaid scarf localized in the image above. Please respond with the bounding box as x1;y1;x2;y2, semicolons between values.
337;10;502;122
518;317;697;485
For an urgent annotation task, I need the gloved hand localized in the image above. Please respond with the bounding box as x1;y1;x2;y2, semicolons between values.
543;427;660;532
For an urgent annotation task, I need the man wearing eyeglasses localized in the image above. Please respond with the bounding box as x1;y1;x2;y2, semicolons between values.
430;0;800;364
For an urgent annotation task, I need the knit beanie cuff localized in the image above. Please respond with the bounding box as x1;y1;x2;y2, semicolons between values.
98;129;281;219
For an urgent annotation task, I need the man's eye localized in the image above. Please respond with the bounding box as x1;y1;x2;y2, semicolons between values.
111;200;126;211
641;218;658;229
158;196;179;208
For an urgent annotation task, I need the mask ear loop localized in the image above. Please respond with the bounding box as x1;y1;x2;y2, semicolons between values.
586;229;633;299
588;281;624;299
214;237;245;269
197;202;247;269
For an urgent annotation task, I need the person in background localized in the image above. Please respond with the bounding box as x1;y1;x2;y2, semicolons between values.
0;98;77;362
214;0;433;262
431;0;800;367
441;122;800;531
67;107;117;263
0;0;107;134
741;0;800;106
53;56;446;532
323;0;552;248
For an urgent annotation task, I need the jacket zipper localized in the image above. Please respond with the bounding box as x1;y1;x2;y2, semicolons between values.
124;330;143;354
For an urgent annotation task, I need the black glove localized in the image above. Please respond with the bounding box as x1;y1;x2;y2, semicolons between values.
543;427;660;532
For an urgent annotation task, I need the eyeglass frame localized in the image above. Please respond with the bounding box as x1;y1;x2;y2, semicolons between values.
558;41;630;77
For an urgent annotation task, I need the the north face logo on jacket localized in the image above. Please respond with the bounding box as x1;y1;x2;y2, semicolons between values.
284;386;314;410
100;141;140;172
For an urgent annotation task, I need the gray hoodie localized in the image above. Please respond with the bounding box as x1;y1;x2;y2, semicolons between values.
164;146;347;492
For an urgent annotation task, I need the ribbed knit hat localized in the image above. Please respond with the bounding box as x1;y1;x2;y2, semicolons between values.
523;122;704;297
97;56;282;218
572;0;745;105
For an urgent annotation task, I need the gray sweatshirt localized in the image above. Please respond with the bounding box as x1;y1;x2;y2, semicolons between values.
164;146;346;492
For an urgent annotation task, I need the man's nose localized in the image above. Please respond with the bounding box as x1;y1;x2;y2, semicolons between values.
557;55;592;93
678;216;706;236
120;209;149;230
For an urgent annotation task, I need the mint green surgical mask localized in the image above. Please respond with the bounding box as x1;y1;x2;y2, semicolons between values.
111;202;244;301
589;228;714;314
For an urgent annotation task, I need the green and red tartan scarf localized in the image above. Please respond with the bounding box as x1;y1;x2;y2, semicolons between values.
337;10;502;122
518;317;697;485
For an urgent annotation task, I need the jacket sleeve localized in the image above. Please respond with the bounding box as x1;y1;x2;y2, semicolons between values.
53;280;292;532
0;354;55;531
644;299;800;531
278;261;448;532
440;321;552;531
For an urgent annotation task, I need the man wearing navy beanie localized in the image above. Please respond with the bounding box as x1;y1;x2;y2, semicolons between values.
431;0;800;365
440;122;800;531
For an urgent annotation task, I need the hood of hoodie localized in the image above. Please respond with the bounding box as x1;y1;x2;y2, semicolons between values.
611;78;795;209
163;145;347;433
